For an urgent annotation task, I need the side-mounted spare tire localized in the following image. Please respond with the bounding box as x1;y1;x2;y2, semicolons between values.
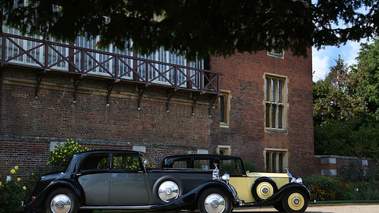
153;175;184;203
251;178;278;202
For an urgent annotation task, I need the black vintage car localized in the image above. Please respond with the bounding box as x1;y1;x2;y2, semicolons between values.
162;154;310;213
24;150;240;213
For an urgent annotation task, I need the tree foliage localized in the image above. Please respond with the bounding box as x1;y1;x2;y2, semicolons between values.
0;0;378;60
349;39;379;121
313;40;379;158
313;56;367;125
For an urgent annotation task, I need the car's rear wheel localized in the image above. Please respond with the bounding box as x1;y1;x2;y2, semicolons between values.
153;175;184;203
45;188;79;213
281;189;308;213
198;188;232;213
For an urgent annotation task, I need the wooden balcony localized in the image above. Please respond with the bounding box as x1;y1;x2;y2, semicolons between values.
0;33;221;98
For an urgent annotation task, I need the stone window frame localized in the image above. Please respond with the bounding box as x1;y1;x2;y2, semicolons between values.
264;74;288;133
219;90;231;128
217;145;231;155
264;148;288;173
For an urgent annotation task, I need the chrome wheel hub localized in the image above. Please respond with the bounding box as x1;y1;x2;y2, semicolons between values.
50;194;72;213
158;181;179;202
204;193;225;213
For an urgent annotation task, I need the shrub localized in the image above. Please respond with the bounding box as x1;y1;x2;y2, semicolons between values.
0;164;28;213
303;175;341;201
47;138;91;171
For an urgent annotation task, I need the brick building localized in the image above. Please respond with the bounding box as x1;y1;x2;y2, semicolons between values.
0;29;314;176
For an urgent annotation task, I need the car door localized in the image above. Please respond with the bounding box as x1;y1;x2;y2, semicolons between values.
78;152;111;205
109;152;150;205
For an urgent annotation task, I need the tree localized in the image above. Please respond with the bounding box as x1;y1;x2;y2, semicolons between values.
349;39;379;121
313;47;379;159
313;56;366;126
0;0;378;60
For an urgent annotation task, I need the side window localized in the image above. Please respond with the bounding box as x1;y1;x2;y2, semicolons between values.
194;159;211;170
112;153;141;170
172;160;189;169
80;153;110;171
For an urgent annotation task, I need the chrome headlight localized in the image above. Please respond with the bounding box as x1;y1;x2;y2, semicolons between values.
221;173;230;183
296;178;303;184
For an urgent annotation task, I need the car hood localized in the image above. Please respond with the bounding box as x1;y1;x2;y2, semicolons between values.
246;172;289;178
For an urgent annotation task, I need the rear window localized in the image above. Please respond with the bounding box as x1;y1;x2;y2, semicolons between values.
80;153;110;170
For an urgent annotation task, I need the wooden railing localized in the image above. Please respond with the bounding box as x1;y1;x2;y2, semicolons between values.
0;33;221;95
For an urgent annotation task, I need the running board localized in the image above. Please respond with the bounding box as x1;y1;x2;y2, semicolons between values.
80;205;154;210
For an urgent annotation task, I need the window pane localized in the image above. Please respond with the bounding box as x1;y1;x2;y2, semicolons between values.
113;153;140;170
81;153;109;170
278;106;283;129
271;105;276;128
194;159;211;170
271;79;276;102
266;152;270;172
220;96;225;122
278;80;282;103
279;153;283;172
272;153;276;172
265;78;270;101
266;104;270;127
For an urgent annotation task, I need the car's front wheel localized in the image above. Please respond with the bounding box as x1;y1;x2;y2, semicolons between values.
281;189;308;213
45;188;79;213
198;188;232;213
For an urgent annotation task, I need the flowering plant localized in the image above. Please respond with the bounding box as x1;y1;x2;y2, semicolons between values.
47;138;91;171
0;164;28;213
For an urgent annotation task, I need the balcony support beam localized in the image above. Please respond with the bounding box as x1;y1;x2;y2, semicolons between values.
166;89;176;112
208;95;219;116
35;69;49;99
106;80;120;106
137;85;147;110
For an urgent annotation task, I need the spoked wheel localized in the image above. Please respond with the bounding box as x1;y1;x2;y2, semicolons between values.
281;190;308;213
198;188;232;213
45;188;79;213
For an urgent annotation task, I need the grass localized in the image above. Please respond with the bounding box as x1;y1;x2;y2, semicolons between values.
309;200;379;205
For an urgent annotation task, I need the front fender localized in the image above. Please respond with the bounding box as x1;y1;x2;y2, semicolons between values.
243;183;310;207
25;179;85;208
152;180;238;210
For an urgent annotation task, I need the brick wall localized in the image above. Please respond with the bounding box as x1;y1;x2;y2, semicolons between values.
210;49;314;176
0;67;216;174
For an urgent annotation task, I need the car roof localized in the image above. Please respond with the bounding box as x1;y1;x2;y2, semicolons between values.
162;154;243;166
73;149;140;156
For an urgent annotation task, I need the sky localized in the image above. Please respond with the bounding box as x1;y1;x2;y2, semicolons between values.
311;0;371;82
312;40;367;82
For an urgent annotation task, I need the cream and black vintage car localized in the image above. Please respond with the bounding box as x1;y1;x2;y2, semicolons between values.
162;154;310;213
